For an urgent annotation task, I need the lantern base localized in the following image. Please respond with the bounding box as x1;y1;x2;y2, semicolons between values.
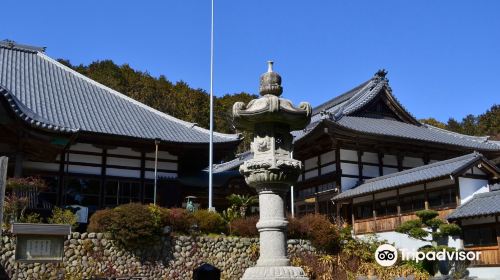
241;266;309;280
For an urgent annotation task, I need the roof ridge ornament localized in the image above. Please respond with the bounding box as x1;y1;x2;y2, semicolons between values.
375;69;388;78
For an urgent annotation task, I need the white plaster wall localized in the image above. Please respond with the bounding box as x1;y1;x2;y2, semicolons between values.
468;267;500;280
68;153;102;165
70;143;102;153
362;152;379;164
363;165;379;177
320;150;335;164
107;157;141;168
340;149;358;161
341;162;359;176
320;164;335;174
146;151;178;160
383;154;398;166
106;168;141;178
403;156;424;168
67;165;100;175
108;147;140;157
304;169;319;180
304;157;318;170
383;167;398;175
459;177;489;204
145;160;178;171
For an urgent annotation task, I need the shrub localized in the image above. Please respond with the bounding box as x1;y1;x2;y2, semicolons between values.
192;209;226;234
287;214;340;254
300;214;340;253
231;216;259;237
164;208;194;234
19;212;43;224
87;208;115;233
47;207;78;228
107;203;162;249
6;177;48;192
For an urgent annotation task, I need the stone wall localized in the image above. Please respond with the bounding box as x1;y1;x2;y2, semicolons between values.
0;232;315;280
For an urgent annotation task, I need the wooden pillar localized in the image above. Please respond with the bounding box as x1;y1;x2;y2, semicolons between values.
372;193;377;232
99;149;107;208
378;152;384;176
357;150;363;182
496;215;500;264
455;178;461;206
396;188;401;226
351;199;355;234
424;183;429;209
335;144;341;192
140;151;146;202
14;134;24;178
57;149;67;206
0;157;8;239
397;153;404;172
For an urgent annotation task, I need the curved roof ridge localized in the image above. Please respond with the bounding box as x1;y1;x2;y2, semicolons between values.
312;78;373;115
0;85;78;133
37;52;238;140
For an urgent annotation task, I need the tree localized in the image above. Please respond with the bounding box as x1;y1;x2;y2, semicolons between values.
396;210;462;276
226;194;258;218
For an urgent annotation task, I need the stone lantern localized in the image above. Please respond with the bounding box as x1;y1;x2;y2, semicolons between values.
233;61;311;280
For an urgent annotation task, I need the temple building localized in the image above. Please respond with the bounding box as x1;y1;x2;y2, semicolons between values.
0;41;241;213
215;68;500;274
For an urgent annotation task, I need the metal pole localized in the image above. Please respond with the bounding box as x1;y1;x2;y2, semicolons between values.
154;139;160;205
290;151;295;218
208;0;215;211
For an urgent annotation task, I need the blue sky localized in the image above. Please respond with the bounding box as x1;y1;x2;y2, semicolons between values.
2;1;499;122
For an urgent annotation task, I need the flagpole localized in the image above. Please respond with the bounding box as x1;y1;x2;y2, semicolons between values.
208;0;215;211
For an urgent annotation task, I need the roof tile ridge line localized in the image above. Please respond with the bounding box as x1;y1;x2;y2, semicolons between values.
0;86;78;133
423;123;490;143
329;80;377;119
311;79;372;114
361;152;478;184
341;79;385;116
0;41;45;53
36;52;237;140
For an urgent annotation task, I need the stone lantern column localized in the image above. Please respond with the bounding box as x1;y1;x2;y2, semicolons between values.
233;61;311;280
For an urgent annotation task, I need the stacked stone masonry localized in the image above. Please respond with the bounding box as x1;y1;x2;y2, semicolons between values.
0;232;315;280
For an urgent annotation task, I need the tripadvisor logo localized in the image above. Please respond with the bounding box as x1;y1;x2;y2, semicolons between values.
375;244;482;267
375;244;398;267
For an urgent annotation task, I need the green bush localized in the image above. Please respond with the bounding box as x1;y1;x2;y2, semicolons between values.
107;203;163;249
87;208;115;233
192;209;226;234
231;216;259;237
415;209;439;223
48;207;78;229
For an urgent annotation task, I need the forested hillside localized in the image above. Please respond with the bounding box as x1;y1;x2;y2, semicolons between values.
58;59;499;152
420;105;500;140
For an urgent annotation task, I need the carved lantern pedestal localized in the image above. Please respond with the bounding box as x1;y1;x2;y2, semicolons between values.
233;62;312;280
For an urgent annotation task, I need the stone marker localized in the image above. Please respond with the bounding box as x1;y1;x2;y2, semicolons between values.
233;61;311;280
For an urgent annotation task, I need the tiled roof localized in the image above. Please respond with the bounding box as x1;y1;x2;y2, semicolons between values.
333;152;494;201
447;189;500;220
211;151;253;173
0;41;240;144
299;71;500;152
335;117;500;151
